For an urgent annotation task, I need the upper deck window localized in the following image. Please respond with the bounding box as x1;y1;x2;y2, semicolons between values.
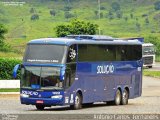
24;44;67;64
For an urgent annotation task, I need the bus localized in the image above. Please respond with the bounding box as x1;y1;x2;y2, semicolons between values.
13;37;143;110
142;43;155;68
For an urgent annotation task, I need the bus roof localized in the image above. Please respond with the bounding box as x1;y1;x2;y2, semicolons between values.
142;43;154;46
28;37;142;46
66;35;113;40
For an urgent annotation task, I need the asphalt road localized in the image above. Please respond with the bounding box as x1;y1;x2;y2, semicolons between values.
145;62;160;71
0;76;160;120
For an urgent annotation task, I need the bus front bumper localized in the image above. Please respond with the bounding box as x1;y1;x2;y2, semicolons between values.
21;97;64;106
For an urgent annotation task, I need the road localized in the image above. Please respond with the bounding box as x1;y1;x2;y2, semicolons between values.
145;62;160;71
0;76;160;120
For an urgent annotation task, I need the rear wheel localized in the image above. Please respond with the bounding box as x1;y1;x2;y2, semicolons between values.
71;93;82;110
107;89;121;106
121;89;129;105
36;105;45;110
114;89;121;105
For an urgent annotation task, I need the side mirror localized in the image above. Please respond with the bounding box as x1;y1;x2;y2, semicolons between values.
13;64;20;78
60;66;65;81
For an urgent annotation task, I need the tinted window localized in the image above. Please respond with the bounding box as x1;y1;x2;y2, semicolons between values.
24;44;67;64
117;45;142;61
78;44;142;62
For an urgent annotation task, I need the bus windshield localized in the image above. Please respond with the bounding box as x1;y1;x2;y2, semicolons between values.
143;46;155;55
21;66;63;90
24;44;67;64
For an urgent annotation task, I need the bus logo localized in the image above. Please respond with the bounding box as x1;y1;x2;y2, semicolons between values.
97;65;114;74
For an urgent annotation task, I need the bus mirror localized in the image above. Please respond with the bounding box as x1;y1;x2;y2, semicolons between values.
60;67;65;81
13;64;20;78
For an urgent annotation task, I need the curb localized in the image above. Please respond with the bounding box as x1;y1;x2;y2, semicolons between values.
0;92;19;94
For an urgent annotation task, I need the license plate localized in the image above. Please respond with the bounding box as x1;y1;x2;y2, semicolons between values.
36;100;44;104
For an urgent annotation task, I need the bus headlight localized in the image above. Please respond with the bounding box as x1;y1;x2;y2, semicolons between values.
51;95;63;99
21;94;29;98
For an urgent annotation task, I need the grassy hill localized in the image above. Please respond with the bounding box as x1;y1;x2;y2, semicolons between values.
0;0;160;58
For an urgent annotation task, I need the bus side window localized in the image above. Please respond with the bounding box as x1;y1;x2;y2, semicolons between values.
67;45;77;63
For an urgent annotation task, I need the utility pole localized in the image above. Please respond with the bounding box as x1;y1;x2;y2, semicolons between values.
98;0;101;35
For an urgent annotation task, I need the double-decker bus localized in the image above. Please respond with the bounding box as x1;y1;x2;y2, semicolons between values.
13;37;143;110
142;43;155;68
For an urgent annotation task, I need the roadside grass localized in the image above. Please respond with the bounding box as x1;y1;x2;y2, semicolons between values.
156;55;160;62
0;88;20;92
143;70;160;78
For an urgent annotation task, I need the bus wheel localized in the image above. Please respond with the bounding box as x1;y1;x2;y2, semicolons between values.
36;105;45;110
114;89;121;105
121;89;129;105
71;93;82;110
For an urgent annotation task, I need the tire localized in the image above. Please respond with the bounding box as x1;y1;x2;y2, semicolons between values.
114;89;121;105
148;66;152;68
121;89;129;105
36;105;45;110
71;93;82;110
107;89;121;106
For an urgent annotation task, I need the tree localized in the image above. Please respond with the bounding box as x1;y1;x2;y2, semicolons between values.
130;13;133;19
30;8;35;14
94;10;98;16
124;16;128;22
154;1;160;10
64;12;74;19
64;6;72;11
136;23;141;32
111;2;121;11
55;19;98;37
116;10;123;19
108;10;114;20
145;18;149;24
31;14;39;21
55;25;70;37
50;9;56;16
0;24;7;46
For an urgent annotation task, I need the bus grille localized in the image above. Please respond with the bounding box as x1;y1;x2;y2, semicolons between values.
143;56;153;65
134;75;140;96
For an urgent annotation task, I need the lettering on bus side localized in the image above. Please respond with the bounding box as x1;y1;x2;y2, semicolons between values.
97;65;115;74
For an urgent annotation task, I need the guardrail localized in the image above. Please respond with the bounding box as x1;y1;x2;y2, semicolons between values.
0;80;20;88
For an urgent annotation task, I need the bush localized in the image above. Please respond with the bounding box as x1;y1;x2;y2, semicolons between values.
55;19;98;37
31;14;39;21
154;1;160;10
0;58;21;80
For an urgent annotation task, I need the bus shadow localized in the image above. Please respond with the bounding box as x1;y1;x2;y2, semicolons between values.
29;102;136;111
35;103;136;111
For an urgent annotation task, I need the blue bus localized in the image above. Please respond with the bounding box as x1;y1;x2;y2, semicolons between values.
13;37;143;110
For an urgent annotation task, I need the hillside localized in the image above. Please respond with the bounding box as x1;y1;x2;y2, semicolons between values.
0;0;160;57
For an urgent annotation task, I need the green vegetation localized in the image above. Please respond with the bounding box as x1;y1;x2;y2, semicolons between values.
143;70;160;78
0;88;20;92
56;19;98;37
0;0;160;59
0;58;21;80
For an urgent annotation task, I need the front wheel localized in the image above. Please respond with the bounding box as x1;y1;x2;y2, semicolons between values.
121;89;129;105
70;93;82;110
36;105;45;110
